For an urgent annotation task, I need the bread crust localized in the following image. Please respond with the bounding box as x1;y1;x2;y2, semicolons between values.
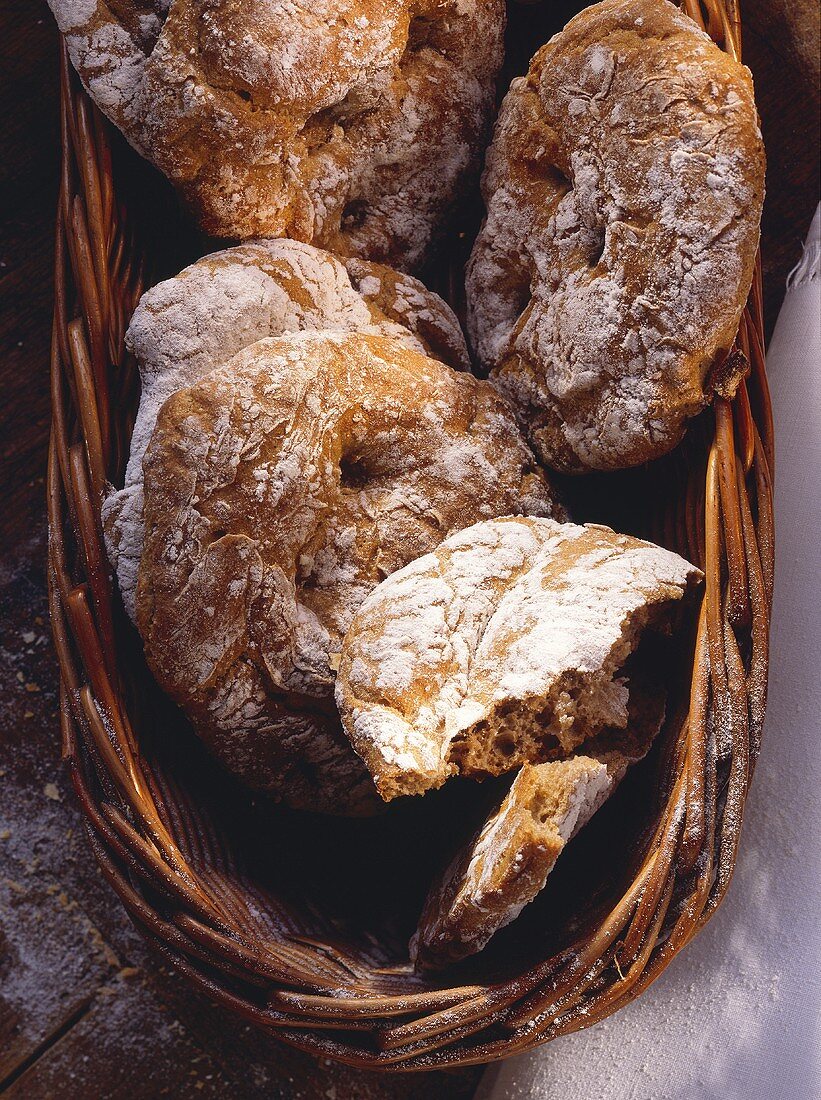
335;516;701;801
49;0;505;269
466;0;765;472
102;239;470;622
136;334;559;814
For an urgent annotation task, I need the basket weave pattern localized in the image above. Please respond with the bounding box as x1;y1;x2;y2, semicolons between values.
47;0;773;1069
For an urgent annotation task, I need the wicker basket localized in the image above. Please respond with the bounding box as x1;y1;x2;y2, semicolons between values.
47;0;773;1070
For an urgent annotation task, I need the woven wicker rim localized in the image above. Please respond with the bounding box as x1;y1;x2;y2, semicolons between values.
47;0;774;1070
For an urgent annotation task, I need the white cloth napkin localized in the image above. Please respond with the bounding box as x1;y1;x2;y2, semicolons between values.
478;207;821;1100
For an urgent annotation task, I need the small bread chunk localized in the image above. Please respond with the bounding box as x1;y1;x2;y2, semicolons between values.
411;757;612;969
336;517;701;800
411;712;663;968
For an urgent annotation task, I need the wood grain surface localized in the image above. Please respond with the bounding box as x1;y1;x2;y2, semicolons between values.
0;0;817;1096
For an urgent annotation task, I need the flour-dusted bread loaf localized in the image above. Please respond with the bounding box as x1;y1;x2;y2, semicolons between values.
102;239;470;622
136;334;560;814
466;0;765;472
411;757;611;969
336;517;701;801
411;713;663;968
49;0;505;269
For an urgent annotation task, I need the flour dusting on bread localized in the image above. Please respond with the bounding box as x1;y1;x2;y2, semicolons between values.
49;0;506;268
336;516;701;800
411;757;613;968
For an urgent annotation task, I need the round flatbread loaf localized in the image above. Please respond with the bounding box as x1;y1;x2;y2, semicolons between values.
336;516;701;801
137;334;560;814
49;0;505;269
466;0;765;472
102;239;470;622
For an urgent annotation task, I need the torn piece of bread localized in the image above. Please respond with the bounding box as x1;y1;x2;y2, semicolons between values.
335;517;701;800
411;757;612;968
411;708;664;968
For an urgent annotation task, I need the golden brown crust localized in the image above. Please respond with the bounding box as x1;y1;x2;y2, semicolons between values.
49;0;505;269
466;0;765;471
136;333;560;814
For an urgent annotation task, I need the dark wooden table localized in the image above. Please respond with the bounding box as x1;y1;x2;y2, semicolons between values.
1;2;817;1097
